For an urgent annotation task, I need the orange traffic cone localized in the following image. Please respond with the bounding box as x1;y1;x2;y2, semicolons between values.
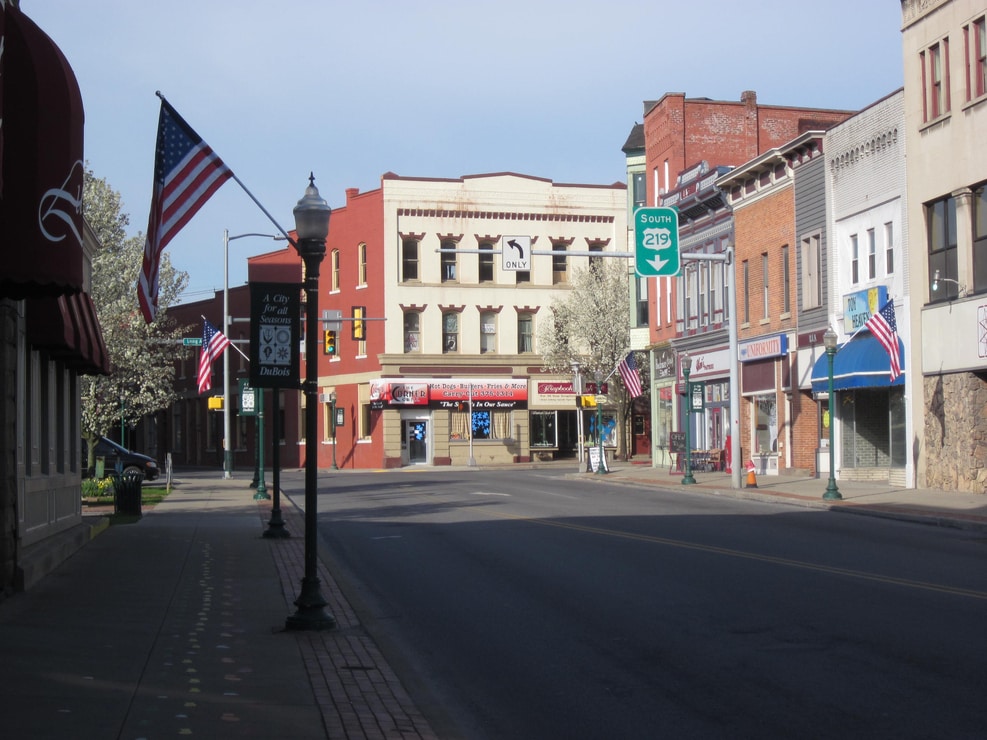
745;459;758;488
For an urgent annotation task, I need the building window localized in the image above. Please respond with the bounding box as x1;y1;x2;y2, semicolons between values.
441;241;458;282
699;262;709;326
928;194;958;300
974;185;987;293
761;253;769;319
479;243;494;283
331;249;340;291
742;259;750;324
923;39;951;121
552;243;568;284
589;243;604;270
403;311;421;353
517;313;533;353
531;410;558;447
632;172;646;211
781;245;790;314
885;222;895;275
801;233;821;309
442;312;459;353
754;395;778;455
358;243;367;286
402;239;419;282
867;229;876;280
480;311;497;354
850;234;859;284
634;276;649;327
965;16;987;101
450;409;512;440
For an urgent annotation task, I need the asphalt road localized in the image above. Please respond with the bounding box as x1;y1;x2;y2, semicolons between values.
284;468;987;740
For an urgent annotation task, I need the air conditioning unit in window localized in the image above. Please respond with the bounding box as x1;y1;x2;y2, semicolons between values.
318;393;332;403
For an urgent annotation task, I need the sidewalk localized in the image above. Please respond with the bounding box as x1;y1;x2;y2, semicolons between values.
581;460;987;532
0;472;438;740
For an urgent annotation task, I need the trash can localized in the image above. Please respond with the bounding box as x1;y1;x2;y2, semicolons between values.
112;469;144;517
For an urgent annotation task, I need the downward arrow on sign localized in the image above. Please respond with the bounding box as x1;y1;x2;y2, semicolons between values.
647;255;670;273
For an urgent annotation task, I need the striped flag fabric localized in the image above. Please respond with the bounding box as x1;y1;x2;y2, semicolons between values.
864;300;902;381
618;352;644;398
138;97;233;323
197;320;231;394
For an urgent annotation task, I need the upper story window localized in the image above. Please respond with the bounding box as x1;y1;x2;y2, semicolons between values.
781;245;790;315
973;184;987;293
358;243;367;286
634;276;649;328
517;313;533;353
800;233;822;310
885;223;895;275
922;39;951;122
480;311;497;354
867;229;876;280
479;243;495;283
632;172;646;211
552;243;568;285
441;240;458;282
403;311;421;353
927;194;958;301
442;312;459;353
761;253;769;320
850;233;860;284
964;16;987;101
588;243;604;271
742;259;750;324
402;239;419;282
330;249;340;292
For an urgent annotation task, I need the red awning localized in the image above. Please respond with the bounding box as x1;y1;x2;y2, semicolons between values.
26;292;111;376
1;5;85;298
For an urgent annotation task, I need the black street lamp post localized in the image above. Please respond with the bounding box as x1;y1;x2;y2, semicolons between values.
681;353;696;485
823;327;842;501
285;175;336;631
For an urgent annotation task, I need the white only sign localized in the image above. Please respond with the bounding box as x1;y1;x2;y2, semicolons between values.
501;235;531;272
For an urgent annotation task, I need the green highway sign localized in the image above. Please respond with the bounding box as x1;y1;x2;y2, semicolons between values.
182;337;203;346
634;206;680;277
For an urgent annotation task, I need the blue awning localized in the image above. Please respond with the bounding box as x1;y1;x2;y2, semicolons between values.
811;334;905;392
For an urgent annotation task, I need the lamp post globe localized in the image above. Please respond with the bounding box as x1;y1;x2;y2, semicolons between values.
681;353;696;485
822;327;842;500
286;174;336;631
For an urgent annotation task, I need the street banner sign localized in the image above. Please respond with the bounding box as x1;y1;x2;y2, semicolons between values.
249;282;302;389
634;207;680;277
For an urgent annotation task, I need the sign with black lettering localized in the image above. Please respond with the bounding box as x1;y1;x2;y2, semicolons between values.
249;282;302;389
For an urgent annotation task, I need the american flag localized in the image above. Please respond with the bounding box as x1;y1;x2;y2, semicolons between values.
618;352;644;398
197;320;231;394
138;98;233;323
864;300;902;382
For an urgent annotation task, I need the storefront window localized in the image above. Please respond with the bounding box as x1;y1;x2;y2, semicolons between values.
450;410;512;440
754;395;777;454
531;411;557;447
840;387;905;468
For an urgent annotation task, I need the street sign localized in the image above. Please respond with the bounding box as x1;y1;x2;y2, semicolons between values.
182;337;202;347
501;235;530;272
634;207;680;277
239;380;256;416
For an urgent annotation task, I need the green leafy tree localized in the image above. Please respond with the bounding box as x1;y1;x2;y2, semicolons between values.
538;259;648;459
81;167;191;465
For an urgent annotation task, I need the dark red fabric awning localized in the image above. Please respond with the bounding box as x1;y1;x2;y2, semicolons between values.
26;292;111;376
1;5;85;299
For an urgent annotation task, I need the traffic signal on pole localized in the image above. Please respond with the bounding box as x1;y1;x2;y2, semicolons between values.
352;306;366;340
324;330;337;355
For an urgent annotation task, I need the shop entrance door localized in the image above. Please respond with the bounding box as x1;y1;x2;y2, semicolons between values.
406;420;428;463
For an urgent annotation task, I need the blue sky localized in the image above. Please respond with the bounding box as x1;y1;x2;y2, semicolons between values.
26;1;905;302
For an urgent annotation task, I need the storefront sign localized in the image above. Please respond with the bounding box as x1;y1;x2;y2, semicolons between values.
739;333;788;362
687;346;731;378
843;286;888;333
370;379;529;409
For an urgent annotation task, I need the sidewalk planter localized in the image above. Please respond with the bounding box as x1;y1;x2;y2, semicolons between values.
111;470;144;517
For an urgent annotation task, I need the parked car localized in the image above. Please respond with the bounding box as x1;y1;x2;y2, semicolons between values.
83;436;159;481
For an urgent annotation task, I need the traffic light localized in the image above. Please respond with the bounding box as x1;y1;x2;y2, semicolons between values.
352;306;366;340
324;330;337;355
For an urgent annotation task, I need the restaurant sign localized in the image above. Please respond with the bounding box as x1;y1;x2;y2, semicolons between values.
370;379;528;410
